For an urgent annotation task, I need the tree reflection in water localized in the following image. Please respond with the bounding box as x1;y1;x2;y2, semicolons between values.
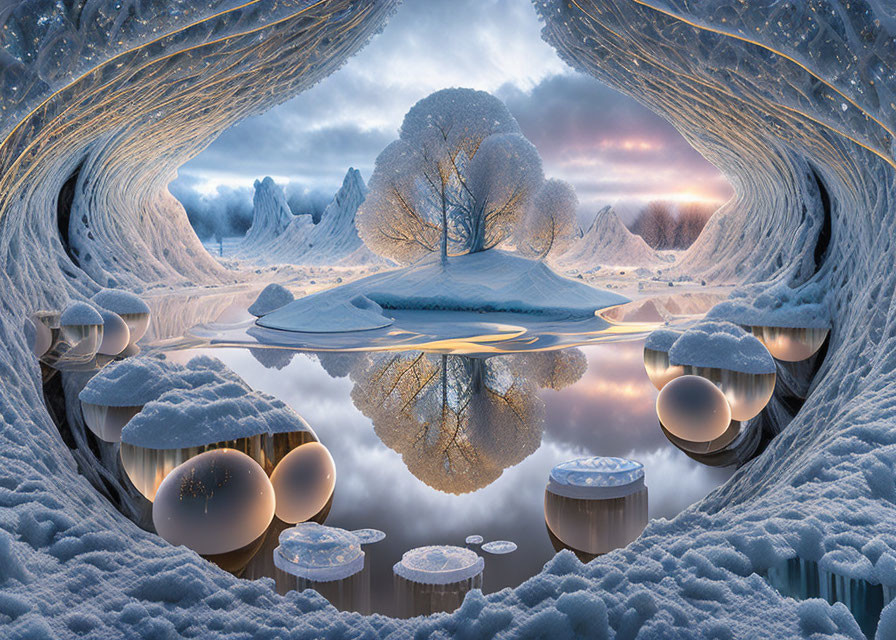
349;349;586;494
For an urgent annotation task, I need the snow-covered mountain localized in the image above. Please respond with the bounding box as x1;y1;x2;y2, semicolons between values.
237;168;384;266
558;206;660;268
237;177;296;256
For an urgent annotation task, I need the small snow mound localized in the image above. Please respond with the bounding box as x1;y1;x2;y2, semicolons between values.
669;321;776;374
481;541;517;555
645;327;682;353
60;302;103;326
706;282;829;329
248;284;294;317
351;529;386;545
465;535;484;545
91;289;150;315
394;546;484;585
121;381;312;449
275;523;364;581
559;206;659;268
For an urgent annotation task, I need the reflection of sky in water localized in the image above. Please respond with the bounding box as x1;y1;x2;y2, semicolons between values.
179;340;733;614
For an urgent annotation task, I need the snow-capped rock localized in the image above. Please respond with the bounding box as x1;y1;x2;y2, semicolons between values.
559;206;661;268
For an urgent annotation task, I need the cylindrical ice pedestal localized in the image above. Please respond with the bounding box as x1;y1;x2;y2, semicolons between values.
393;545;484;618
273;523;369;613
544;457;648;557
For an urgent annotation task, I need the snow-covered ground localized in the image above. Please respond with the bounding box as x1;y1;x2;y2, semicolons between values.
256;250;628;333
0;0;894;638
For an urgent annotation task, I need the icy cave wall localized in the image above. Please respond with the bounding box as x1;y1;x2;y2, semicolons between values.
0;0;895;638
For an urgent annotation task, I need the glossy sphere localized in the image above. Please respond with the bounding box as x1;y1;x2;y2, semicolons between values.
752;326;828;362
643;347;685;390
269;442;336;524
656;375;731;442
152;449;275;555
30;312;56;358
119;312;151;344
97;310;131;356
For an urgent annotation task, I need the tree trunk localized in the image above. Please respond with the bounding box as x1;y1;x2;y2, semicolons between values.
440;183;448;267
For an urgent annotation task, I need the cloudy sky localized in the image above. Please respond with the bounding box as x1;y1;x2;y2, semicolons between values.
173;0;732;224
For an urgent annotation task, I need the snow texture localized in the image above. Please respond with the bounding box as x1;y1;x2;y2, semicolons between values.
559;206;661;268
707;282;831;329
644;327;683;353
258;250;628;332
668;321;777;374
122;383;313;449
91;289;150;315
393;546;485;585
0;0;894;637
248;284;295;318
60;302;104;326
465;535;484;545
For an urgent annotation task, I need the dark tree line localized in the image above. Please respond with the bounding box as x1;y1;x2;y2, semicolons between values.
628;201;715;250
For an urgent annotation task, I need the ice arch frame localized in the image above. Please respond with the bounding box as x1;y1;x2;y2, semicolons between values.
0;0;892;636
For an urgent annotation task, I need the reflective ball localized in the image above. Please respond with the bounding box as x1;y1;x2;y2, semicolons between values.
752;326;828;362
97;310;130;356
656;375;731;442
120;312;151;344
269;442;336;524
152;449;275;555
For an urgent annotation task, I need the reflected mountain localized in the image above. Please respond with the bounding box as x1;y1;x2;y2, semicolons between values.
348;350;586;494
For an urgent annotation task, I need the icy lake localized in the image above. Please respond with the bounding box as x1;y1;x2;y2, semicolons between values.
152;291;734;616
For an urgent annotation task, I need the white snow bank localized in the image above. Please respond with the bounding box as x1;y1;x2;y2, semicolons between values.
258;250;627;333
707;282;830;328
248;284;295;317
668;321;776;374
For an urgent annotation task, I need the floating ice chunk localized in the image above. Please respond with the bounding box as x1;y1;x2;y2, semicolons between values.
393;545;484;585
91;289;151;344
269;442;336;524
465;535;484;545
351;529;386;545
96;310;130;356
274;523;364;581
656;375;732;444
481;540;517;554
248;284;295;317
549;456;645;496
546;456;648;556
152;449;275;555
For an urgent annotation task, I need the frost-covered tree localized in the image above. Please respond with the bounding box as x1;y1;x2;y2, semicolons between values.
519;178;578;260
357;88;544;265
